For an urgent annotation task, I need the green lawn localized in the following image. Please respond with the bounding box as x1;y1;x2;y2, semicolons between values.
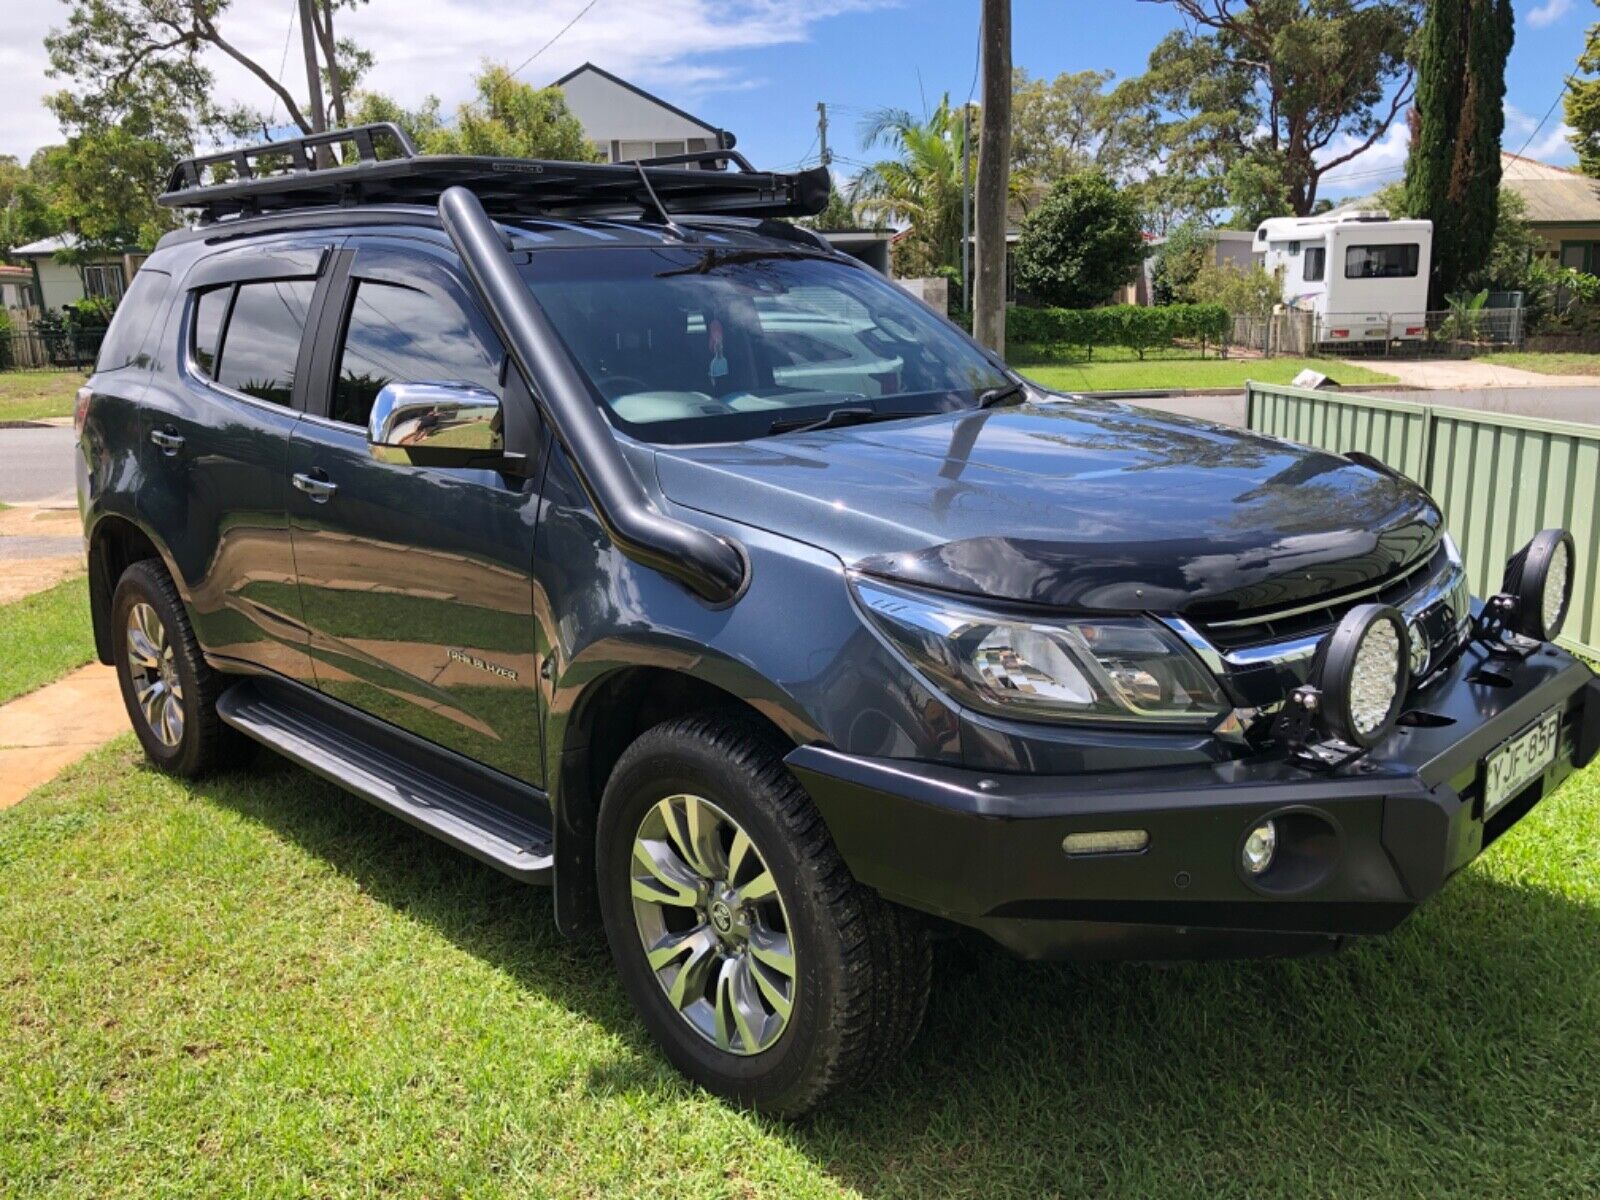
1013;345;1397;392
0;575;95;704
1479;351;1600;376
2;738;1597;1197
0;370;85;423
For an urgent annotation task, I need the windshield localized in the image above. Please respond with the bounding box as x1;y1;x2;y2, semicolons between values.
521;247;1009;443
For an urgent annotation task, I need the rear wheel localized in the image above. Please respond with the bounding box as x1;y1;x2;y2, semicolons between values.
597;712;930;1116
111;560;239;777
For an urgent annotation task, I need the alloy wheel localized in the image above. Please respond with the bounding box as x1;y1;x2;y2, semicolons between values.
126;601;185;748
629;794;797;1055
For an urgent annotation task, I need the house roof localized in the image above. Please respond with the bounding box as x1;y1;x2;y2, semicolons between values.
0;264;32;279
8;233;133;260
550;62;733;148
1500;151;1600;225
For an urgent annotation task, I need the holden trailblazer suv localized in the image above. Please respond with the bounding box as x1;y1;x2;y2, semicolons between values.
75;125;1600;1115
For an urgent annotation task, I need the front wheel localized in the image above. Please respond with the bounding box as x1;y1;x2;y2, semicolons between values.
597;713;930;1116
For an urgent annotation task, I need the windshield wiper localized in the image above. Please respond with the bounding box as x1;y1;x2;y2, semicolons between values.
977;380;1028;409
766;406;933;436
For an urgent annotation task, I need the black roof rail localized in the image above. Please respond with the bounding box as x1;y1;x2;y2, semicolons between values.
159;124;829;224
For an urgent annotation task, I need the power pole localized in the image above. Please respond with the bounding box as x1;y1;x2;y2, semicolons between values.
297;0;331;164
973;0;1012;355
962;103;971;316
817;102;832;168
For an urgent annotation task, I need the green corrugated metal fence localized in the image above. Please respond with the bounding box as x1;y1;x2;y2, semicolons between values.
1246;382;1600;659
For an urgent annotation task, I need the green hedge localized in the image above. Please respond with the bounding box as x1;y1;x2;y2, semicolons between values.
1008;303;1230;359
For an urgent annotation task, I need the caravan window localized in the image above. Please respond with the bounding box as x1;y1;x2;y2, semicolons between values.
1345;244;1419;279
1304;247;1326;282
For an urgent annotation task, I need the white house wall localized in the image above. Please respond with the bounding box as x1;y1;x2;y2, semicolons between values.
557;71;717;152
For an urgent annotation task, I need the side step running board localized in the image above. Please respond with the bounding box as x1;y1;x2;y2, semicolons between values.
218;678;553;884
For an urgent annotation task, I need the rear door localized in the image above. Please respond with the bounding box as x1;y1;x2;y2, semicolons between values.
136;240;336;684
287;237;549;787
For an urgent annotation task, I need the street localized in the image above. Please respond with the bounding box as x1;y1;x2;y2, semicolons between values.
0;423;76;507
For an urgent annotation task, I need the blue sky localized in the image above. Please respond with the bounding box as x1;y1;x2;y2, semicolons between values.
3;0;1592;202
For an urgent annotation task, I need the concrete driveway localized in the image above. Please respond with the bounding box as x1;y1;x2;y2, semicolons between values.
1374;359;1600;390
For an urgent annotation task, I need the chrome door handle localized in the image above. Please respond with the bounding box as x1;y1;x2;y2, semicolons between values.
149;428;184;456
292;472;338;502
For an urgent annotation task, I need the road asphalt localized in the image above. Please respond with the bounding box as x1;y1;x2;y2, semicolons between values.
0;423;76;506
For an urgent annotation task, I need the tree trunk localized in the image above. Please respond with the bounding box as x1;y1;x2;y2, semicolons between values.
313;0;347;127
973;0;1012;355
298;0;332;166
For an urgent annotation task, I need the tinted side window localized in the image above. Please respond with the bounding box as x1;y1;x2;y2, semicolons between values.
1303;247;1326;282
95;269;172;373
331;280;502;428
191;286;231;378
216;280;316;405
1345;243;1420;279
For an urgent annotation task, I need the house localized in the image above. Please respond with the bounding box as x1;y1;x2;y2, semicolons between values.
8;234;146;312
1500;151;1600;274
552;62;735;164
0;264;37;311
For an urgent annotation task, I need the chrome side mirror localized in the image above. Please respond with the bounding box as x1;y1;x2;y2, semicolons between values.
367;381;503;467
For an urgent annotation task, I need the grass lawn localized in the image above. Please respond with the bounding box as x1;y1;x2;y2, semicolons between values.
1478;351;1600;376
2;739;1598;1197
0;370;85;423
0;576;95;704
1013;345;1398;392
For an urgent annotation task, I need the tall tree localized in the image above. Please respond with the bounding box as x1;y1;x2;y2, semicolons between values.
1010;68;1140;183
1567;4;1600;176
351;66;600;162
1406;0;1515;305
849;98;971;277
1128;0;1419;218
974;0;1013;354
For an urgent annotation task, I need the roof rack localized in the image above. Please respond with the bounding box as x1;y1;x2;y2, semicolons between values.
159;123;830;224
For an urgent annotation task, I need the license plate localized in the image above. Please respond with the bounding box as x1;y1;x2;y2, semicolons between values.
1483;708;1561;817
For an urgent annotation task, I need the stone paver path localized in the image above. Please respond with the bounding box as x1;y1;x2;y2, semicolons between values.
0;664;127;809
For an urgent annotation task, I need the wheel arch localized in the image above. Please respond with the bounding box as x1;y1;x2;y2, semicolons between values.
549;656;818;939
86;512;178;665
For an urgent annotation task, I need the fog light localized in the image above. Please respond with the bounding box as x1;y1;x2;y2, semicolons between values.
1242;820;1277;875
1062;829;1149;857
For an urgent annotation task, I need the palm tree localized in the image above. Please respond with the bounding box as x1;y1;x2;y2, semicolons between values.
849;96;969;279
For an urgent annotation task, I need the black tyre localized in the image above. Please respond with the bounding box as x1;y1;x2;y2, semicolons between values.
597;712;931;1116
111;559;240;777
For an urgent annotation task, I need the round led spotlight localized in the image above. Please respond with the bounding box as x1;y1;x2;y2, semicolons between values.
1506;528;1575;642
1320;603;1409;748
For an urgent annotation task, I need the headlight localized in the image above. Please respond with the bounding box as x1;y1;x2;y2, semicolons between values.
850;577;1229;726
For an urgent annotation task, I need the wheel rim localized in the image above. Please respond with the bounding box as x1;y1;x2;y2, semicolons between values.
630;794;797;1056
126;602;184;748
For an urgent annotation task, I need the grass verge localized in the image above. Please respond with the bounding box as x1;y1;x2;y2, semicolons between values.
0;370;85;423
0;575;95;704
1014;346;1398;392
2;738;1597;1197
1478;351;1600;377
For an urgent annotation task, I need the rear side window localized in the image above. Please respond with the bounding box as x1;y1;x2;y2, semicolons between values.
1345;243;1419;279
94;269;172;373
330;280;502;428
191;286;230;378
196;279;316;406
1303;247;1326;282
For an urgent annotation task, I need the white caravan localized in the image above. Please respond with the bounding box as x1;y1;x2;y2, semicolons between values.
1255;211;1434;343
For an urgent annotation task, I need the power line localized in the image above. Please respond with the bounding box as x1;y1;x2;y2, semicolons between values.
1513;75;1577;160
266;0;298;126
508;0;602;81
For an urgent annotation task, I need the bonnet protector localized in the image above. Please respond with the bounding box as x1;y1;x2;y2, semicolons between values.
438;185;747;603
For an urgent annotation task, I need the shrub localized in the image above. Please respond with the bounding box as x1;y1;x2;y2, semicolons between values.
1012;172;1146;309
1009;302;1230;359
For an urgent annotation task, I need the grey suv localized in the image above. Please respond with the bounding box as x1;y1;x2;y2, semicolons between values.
75;125;1600;1114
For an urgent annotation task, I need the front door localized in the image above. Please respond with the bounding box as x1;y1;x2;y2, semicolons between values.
287;238;548;786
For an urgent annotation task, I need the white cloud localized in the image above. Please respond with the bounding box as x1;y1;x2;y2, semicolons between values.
0;0;891;160
1316;119;1410;197
1525;0;1575;30
1505;102;1577;163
